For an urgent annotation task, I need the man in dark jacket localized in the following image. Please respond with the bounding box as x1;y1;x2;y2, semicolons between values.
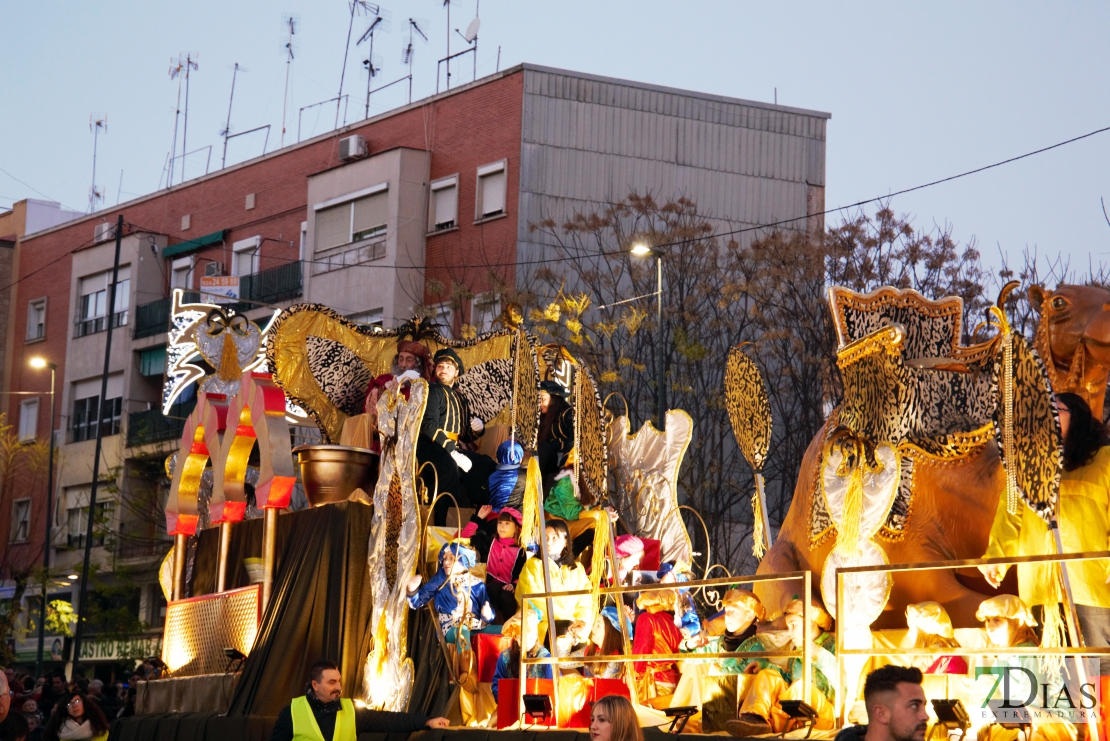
269;660;449;741
834;665;928;741
417;348;495;525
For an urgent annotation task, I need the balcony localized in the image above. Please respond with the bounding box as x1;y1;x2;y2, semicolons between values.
133;291;199;339
131;262;302;339
126;398;197;448
238;260;303;306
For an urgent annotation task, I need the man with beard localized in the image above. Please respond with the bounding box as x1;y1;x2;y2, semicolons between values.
270;660;448;741
345;340;432;452
834;665;928;741
417;348;496;525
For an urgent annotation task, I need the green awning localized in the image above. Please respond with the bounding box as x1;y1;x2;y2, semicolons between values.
162;229;227;259
139;345;167;376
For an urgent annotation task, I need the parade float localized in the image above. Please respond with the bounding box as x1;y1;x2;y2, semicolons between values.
125;281;1110;740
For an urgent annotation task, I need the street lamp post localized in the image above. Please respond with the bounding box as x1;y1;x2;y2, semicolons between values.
630;242;666;432
30;356;57;679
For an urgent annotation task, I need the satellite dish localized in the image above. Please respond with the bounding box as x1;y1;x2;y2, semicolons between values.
463;17;480;43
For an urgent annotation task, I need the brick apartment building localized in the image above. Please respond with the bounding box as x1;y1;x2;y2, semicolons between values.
0;63;828;675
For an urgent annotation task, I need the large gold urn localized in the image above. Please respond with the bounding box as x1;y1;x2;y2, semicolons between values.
292;445;378;506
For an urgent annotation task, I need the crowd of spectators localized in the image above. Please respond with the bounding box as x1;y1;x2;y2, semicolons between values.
0;658;165;740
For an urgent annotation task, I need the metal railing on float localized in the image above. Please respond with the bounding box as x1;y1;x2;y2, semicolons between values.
832;550;1110;740
518;570;816;729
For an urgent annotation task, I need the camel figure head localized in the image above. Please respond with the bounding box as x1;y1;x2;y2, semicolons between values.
1031;284;1110;419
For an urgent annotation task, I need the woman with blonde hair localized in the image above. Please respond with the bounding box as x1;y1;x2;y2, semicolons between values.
590;695;643;741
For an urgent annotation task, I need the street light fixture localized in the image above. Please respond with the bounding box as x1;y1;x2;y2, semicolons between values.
29;355;57;679
629;241;666;431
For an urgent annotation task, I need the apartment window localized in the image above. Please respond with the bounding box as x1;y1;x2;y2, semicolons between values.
432;303;453;339
314;185;388;252
18;398;38;441
71;375;123;442
473;296;501;334
26;298;46;341
347;308;384;331
76;267;130;337
429;176;458;231
11;499;30;543
67;502;112;549
476;161;507;219
232;236;261;277
171;257;193;290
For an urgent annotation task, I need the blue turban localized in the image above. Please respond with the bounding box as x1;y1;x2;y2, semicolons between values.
600;605;633;641
439;541;477;571
487;440;524;511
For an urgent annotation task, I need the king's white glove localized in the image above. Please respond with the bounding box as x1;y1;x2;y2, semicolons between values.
397;369;420;384
470;417;484;433
451;450;473;472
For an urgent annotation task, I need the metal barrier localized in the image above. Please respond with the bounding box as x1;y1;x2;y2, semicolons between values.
518;570;816;727
833;550;1110;737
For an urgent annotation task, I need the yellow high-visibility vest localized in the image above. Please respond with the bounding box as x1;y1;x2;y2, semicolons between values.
290;696;356;741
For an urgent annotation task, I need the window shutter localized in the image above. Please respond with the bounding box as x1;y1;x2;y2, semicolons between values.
79;273;106;296
19;399;38;441
352;192;388;239
234;247;258;276
316;204;351;251
105;373;124;400
480;170;506;217
434;185;457;228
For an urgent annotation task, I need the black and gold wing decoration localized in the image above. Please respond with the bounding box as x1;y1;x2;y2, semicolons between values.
266;304;539;443
991;308;1062;522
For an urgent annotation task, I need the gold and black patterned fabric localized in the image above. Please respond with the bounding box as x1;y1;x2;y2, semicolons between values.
990;332;1062;521
807;286;1060;546
724;345;773;473
266;303;538;443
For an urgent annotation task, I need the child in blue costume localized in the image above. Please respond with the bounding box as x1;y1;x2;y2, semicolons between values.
658;563;702;643
492;604;553;702
461;440;526;557
406;541;494;639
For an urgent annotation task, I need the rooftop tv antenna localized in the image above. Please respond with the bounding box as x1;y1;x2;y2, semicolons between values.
443;0;452;90
178;52;199;183
166;57;185;187
220;63;247;168
402;18;428;103
337;1;381;127
88;114;107;213
357;6;391;119
281;15;299;148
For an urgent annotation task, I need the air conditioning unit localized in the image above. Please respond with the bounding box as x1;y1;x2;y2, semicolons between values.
204;261;224;277
93;222;115;243
339;134;368;161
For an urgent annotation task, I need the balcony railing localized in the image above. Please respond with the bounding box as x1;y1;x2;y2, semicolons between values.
238;260;303;306
126;398;197;448
133;291;199;339
131;262;302;339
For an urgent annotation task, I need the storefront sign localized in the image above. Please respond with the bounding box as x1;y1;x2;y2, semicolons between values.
78;635;163;662
10;636;66;663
